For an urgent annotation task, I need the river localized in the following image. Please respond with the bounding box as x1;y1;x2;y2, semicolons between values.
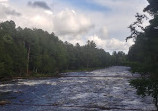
0;66;156;111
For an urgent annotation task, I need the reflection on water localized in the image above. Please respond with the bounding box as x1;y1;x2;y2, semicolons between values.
0;66;156;111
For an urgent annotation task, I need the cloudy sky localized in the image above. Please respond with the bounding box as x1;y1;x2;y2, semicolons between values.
0;0;148;53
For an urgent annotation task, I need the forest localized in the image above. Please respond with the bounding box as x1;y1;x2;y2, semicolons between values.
0;21;126;79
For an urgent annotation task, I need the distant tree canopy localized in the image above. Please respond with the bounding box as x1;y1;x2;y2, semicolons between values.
0;20;127;78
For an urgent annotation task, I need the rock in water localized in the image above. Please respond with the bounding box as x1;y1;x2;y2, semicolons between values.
0;100;11;105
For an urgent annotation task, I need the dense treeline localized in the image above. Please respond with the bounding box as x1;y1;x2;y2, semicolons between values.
127;0;158;110
0;20;126;78
127;0;158;77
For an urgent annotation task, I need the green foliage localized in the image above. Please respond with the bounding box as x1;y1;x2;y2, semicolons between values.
130;79;158;110
127;6;158;77
0;20;127;78
127;1;158;110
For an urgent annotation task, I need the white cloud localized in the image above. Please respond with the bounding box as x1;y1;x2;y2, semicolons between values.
53;9;94;36
84;0;148;40
0;1;54;32
0;0;8;2
0;4;8;19
87;35;134;53
7;8;54;33
99;26;108;39
0;2;21;21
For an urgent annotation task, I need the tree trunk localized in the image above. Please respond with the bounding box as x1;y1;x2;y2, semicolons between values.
26;45;30;76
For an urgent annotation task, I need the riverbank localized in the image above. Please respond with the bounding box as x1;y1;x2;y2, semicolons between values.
0;67;106;82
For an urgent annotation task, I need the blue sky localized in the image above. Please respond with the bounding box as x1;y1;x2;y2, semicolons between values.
0;0;148;53
55;0;110;12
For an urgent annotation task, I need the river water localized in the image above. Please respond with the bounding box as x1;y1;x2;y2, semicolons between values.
0;66;156;111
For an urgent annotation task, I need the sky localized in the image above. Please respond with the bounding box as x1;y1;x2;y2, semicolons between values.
0;0;149;53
